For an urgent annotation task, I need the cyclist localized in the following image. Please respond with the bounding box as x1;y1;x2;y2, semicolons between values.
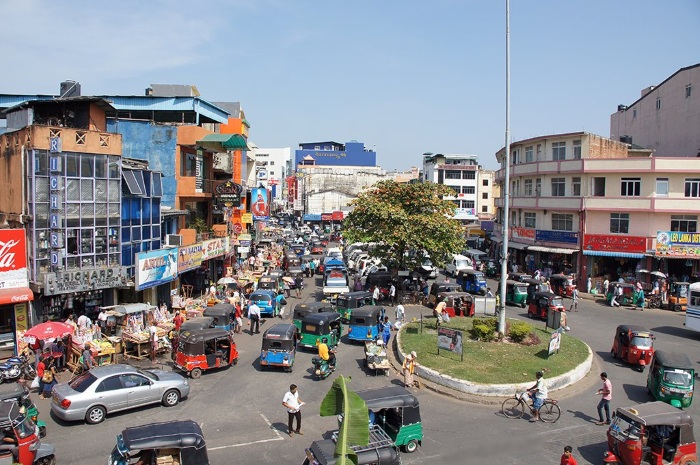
527;371;547;422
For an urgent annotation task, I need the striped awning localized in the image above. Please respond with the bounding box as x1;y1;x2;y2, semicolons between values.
582;250;645;259
528;246;578;254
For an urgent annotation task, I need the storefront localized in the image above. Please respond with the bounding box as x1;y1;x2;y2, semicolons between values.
582;234;649;291
0;229;34;359
527;230;579;278
655;231;700;282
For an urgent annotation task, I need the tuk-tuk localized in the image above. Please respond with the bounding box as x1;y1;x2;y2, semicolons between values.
0;401;55;465
303;425;401;465
336;291;372;322
348;306;384;343
285;255;301;270
260;323;298;372
203;302;234;332
110;420;209;465
484;260;499;278
608;283;637;306
508;272;532;282
0;383;46;438
175;328;239;378
456;269;487;295
323;268;350;297
179;316;215;332
291;244;306;256
427;282;462;307
528;291;565;320
288;266;303;278
604;401;696;465
549;274;576;298
352;386;423;453
298;312;342;350
667;282;689;312
310;241;324;255
436;291;474;317
611;324;655;372
248;289;280;318
503;280;528;308
292;302;335;331
524;278;550;304
258;275;280;291
647;350;695;408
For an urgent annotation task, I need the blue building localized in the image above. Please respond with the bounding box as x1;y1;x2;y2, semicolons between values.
294;140;376;168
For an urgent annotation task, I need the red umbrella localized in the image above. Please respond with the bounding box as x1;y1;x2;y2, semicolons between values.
23;321;74;344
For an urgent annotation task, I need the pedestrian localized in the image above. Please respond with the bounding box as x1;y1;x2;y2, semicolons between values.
248;301;261;334
282;384;304;436
97;307;108;334
610;285;620;307
595;372;613;425
81;344;94;372
586;275;592;294
173;311;184;332
41;358;57;399
603;277;610;297
486;287;494;298
395;304;405;323
372;286;379;305
434;299;447;328
569;286;579;312
560;445;578;465
389;282;396;306
294;275;303;298
354;277;363;292
149;323;159;361
381;316;392;346
35;354;46;394
54;337;66;371
402;351;418;388
234;302;243;334
276;292;288;317
309;259;316;276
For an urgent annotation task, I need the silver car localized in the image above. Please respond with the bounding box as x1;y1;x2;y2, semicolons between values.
51;364;190;424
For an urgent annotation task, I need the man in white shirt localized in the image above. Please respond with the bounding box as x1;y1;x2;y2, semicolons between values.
527;371;548;422
389;283;396;306
248;302;261;334
282;384;304;436
372;286;380;305
149;324;159;361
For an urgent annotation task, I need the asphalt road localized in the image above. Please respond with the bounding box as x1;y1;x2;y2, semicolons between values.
37;272;700;465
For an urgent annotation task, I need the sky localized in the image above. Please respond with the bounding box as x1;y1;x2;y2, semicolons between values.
1;0;698;171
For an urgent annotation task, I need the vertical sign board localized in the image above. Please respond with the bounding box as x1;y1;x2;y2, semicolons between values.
250;188;270;221
0;229;29;289
548;330;562;357
437;327;464;361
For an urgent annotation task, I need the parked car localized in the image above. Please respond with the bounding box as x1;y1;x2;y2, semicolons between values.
413;257;438;279
51;364;190;424
445;254;473;277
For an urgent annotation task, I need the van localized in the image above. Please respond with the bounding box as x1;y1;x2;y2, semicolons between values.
445;254;473;277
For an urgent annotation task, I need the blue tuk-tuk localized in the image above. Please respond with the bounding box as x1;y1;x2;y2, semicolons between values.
292;301;335;331
260;323;298;372
248;289;279;318
336;291;372;322
203;303;234;332
348;306;384;343
456;269;488;295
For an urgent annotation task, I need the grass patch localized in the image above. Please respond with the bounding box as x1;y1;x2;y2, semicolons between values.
399;317;589;384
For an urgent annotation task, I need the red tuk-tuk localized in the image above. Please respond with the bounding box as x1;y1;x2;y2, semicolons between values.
527;291;565;320
0;400;55;465
549;274;576;298
611;324;655;372
604;401;697;465
175;328;239;378
437;291;475;317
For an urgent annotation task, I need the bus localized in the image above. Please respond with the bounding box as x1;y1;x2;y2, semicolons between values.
684;282;700;332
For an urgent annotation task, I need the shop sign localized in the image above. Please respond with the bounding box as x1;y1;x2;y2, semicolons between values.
14;303;28;354
241;213;253;224
511;227;535;240
135;248;178;291
332;211;344;221
656;231;700;258
178;243;203;273
0;229;28;289
44;267;124;295
583;234;647;253
303;214;322;221
238;246;250;254
215;180;242;207
535;230;578;244
321;213;332;221
202;237;229;261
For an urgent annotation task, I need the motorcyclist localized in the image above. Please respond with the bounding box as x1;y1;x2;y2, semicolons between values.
318;337;336;369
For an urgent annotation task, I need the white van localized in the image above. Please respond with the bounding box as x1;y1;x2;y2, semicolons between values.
445;254;474;277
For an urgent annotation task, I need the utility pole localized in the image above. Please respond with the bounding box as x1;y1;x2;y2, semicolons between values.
498;0;511;335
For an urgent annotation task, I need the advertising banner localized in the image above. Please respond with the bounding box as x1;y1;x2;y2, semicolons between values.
583;234;646;253
202;237;229;261
0;229;28;289
250;188;269;221
437;327;463;358
535;230;578;244
136;248;178;291
178;243;203;273
656;231;700;258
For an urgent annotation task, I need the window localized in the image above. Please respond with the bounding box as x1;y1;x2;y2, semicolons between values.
573;140;581;159
552;142;566;161
482;206;488;213
684;178;700;198
525;146;534;163
671;215;697;233
524;179;533;196
120;374;150;388
482;192;488;199
463;186;475;194
465;200;475;209
450;186;460;196
572;177;581;196
535;178;541;196
464;171;476;180
551;213;573;231
269;161;275;166
551;178;566;196
482;179;489;186
621;178;641;196
610;213;630;234
686;84;692;99
524;212;536;228
593;177;606;196
181;152;197;177
511;149;519;165
633;108;637;118
445;170;461;179
656;97;661;110
656;178;669;196
96;376;124;392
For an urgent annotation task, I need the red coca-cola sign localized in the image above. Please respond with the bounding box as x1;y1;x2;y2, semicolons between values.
0;229;29;289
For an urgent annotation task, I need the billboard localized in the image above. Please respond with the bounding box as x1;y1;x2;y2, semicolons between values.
0;229;28;289
250;187;269;221
656;231;700;258
136;248;178;291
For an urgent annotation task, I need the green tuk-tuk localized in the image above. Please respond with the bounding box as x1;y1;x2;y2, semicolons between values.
298;312;342;350
0;382;46;438
292;302;335;331
503;280;528;308
647;350;695;408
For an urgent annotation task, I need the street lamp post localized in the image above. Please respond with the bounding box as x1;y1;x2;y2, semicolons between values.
498;0;511;335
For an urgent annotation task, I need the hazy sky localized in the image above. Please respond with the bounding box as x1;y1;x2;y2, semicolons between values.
1;0;698;171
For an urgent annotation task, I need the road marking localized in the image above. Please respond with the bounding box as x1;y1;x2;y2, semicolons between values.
208;414;284;451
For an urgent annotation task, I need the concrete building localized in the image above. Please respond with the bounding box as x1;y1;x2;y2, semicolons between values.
422;153;480;224
246;145;292;209
294;140;376;168
610;63;700;158
478;169;497;219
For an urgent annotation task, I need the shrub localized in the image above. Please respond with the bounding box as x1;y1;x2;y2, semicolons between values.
471;323;496;342
508;320;533;343
472;317;498;332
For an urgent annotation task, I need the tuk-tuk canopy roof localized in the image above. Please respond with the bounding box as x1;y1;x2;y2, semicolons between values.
0;382;28;402
350;306;384;318
179;317;215;332
506;280;528;287
457;269;484;276
179;328;231;343
295;302;335;313
259;276;277;282
437;291;473;301
431;282;462;292
617;324;653;335
338;291;372;300
533;291;558;299
204;303;234;318
355;386;419;410
0;401;23;429
324;259;345;269
121;420;207;452
301;312;342;325
654;350;694;370
263;323;297;340
617;401;694;427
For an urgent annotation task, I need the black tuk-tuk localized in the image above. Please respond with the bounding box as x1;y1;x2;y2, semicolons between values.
174;328;239;378
0;382;46;438
524;278;550;304
303;425;401;465
508;272;532;282
527;291;565;320
179;316;215;332
260;323;298;372
298;312;342;350
203;303;234;332
110;420;209;465
292;302;335;331
336;291;372;322
427;282;462;308
258;275;280;291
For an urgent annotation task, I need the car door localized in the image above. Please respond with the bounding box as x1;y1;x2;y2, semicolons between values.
120;373;156;408
94;375;129;412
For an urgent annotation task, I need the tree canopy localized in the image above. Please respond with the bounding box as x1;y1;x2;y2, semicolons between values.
341;180;464;271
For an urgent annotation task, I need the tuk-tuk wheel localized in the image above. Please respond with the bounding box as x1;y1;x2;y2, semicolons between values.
674;305;682;312
284;366;293;373
403;439;419;453
39;425;46;438
520;303;526;308
610;349;616;359
190;368;202;379
233;358;239;365
638;365;645;373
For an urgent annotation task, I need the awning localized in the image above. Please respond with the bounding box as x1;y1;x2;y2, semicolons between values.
582;250;645;259
508;242;530;250
464;248;487;256
528;246;578;255
197;133;250;150
122;170;143;196
0;288;33;306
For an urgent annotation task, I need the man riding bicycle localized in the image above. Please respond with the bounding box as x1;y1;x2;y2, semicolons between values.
527;371;547;422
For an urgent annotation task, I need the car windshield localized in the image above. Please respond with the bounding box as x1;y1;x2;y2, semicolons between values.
139;369;159;381
455;259;471;268
421;258;433;267
663;369;693;387
69;372;98;393
630;336;653;349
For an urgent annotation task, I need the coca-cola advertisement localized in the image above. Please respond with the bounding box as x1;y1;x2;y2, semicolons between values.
0;229;28;289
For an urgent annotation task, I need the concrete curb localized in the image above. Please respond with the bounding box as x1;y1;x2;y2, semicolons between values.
394;320;593;398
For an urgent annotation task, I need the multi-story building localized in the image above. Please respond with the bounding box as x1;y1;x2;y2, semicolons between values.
422;153;480;224
495;131;700;289
246;145;291;209
478;169;497;219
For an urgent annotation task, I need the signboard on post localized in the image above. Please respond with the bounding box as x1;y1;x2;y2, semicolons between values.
548;329;563;356
437;327;463;361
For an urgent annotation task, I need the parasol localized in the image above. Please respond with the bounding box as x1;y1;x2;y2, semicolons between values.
217;277;237;285
638;269;650;274
23;321;74;344
650;271;667;278
282;276;295;284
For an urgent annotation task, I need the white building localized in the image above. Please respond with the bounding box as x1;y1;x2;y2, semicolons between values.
422;153;480;223
245;145;291;206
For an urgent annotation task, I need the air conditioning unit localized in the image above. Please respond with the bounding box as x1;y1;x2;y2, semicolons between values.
166;234;183;247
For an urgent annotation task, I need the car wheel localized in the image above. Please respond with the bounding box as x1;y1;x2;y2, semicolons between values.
162;389;181;407
404;439;419;453
85;405;106;424
190;368;202;379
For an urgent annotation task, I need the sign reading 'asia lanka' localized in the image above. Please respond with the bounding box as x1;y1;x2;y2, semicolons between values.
0;229;29;289
583;234;647;253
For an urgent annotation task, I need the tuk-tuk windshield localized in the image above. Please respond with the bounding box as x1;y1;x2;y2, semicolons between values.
630;336;653;349
514;286;528;295
14;414;36;439
610;415;643;442
550;297;564;307
455;258;471;269
664;369;693;387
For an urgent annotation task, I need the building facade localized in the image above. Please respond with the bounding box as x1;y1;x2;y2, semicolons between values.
422;153;480;224
294;140;376;167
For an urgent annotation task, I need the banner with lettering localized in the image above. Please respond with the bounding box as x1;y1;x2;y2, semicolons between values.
202;237;229;261
136;248;178;291
656;231;700;258
178;243;204;273
0;229;28;289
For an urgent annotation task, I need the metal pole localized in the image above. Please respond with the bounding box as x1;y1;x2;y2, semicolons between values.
498;0;511;335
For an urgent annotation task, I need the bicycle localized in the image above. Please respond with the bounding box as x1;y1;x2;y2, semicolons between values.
501;392;561;423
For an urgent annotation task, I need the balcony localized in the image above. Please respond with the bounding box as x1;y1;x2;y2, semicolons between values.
176;177;217;198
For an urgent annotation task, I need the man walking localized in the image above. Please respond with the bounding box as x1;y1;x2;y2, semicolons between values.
372;286;380;305
389;282;396;306
595;372;613;425
282;384;304;436
248;301;261;334
294;275;303;298
569;286;579;312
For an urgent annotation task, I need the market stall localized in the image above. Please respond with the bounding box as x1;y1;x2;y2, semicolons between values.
109;303;169;361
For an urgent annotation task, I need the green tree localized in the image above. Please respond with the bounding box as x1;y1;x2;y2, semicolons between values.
342;180;463;271
319;376;369;465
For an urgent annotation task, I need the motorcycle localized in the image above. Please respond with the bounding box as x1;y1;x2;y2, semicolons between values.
311;356;336;380
0;354;35;384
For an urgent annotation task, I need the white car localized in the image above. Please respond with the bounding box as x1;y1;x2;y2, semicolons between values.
445;254;474;277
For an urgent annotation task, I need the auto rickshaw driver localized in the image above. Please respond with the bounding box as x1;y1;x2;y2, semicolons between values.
318;337;336;369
